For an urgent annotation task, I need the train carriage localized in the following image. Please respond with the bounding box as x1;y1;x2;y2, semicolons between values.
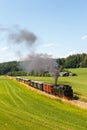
16;77;73;99
43;83;53;94
30;80;35;87
24;79;31;85
36;81;43;91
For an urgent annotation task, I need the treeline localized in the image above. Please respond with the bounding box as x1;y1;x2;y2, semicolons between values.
0;61;50;76
57;53;87;68
0;53;87;75
0;61;26;76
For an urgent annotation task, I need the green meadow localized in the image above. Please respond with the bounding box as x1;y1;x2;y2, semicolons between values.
60;68;87;102
23;68;87;102
0;75;87;130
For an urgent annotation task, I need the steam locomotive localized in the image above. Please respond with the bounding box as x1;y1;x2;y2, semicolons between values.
16;77;73;99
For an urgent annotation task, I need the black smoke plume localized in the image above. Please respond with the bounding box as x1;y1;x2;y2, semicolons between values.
0;25;37;58
0;25;59;84
8;28;37;46
0;25;37;47
20;54;59;85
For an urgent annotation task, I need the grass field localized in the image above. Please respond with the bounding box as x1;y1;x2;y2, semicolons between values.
23;68;87;102
0;76;87;130
60;68;87;102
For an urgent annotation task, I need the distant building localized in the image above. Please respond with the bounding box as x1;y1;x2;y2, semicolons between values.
59;72;69;76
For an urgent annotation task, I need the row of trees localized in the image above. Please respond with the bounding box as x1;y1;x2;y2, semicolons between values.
0;53;87;76
0;61;50;76
57;53;87;68
0;61;26;76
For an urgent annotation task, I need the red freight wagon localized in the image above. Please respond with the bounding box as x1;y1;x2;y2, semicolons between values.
43;83;53;94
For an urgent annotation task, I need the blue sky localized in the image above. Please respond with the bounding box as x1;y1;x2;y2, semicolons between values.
0;0;87;62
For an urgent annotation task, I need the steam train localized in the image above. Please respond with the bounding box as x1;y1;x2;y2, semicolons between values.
16;77;73;99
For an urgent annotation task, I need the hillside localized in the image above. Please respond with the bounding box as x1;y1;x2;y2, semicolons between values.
0;76;87;130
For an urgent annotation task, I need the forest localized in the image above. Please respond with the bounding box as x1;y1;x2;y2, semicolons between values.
0;53;87;76
57;53;87;68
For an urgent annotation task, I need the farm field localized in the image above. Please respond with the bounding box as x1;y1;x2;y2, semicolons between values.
0;76;87;130
23;68;87;102
60;68;87;102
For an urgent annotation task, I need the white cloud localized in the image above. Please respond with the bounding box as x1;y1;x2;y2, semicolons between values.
81;35;87;40
0;46;9;51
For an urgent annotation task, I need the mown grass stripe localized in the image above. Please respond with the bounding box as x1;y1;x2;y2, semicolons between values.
6;80;27;106
0;76;87;130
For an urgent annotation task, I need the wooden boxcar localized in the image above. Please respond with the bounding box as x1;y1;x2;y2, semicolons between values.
30;80;43;91
24;79;31;85
43;83;53;94
36;81;43;91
